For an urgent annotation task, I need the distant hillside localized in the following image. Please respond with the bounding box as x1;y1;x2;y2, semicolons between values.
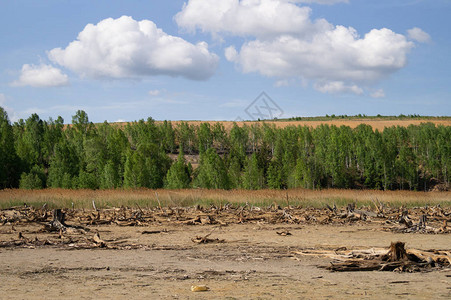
110;116;451;132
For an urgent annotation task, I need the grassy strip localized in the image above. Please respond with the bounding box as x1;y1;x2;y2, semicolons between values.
1;188;449;210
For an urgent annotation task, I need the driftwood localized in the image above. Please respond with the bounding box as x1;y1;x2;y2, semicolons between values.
293;241;450;272
1;204;449;234
92;232;106;248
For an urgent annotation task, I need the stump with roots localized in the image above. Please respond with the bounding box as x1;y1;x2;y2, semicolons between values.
46;209;67;231
385;241;408;262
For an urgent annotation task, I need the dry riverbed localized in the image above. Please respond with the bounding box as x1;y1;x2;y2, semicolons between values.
0;206;450;299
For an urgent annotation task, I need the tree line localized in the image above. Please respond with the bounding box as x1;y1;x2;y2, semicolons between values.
0;107;449;191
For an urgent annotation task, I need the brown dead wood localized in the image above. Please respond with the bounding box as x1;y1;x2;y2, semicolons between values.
191;229;225;244
92;232;106;248
293;241;450;272
276;230;292;236
45;209;67;231
1;205;449;236
141;229;168;234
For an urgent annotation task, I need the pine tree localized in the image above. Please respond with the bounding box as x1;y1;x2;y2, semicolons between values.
160;120;176;153
100;160;121;189
42;116;64;169
242;153;264;190
229;123;248;164
123;143;170;189
194;148;229;189
267;160;284;189
227;156;242;189
47;139;79;188
15;113;45;171
177;121;197;154
0;107;20;188
165;150;191;189
212;122;229;153
197;123;213;154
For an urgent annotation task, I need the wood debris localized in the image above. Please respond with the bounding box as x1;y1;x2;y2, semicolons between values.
0;204;449;253
292;241;451;272
276;230;292;236
46;209;67;231
141;229;168;234
191;230;225;244
1;203;449;232
92;232;106;248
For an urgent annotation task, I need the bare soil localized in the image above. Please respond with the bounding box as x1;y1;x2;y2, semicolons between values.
1;207;450;299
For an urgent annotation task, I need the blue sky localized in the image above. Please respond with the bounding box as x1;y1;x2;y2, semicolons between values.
0;0;450;123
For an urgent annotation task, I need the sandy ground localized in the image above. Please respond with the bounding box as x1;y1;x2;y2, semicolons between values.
1;221;450;300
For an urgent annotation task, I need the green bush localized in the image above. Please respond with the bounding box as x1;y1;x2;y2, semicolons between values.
19;165;45;189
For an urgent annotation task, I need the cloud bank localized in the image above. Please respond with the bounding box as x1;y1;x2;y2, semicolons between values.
48;16;219;81
177;0;424;94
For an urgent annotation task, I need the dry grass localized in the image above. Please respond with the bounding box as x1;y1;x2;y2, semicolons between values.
0;188;449;209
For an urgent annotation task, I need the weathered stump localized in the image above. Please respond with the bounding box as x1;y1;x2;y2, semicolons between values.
385;241;408;262
46;209;67;231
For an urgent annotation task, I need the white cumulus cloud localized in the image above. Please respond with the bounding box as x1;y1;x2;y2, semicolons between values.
177;0;417;94
12;64;69;87
48;16;219;81
314;81;363;95
224;46;238;61
228;27;413;91
407;27;431;43
175;0;331;39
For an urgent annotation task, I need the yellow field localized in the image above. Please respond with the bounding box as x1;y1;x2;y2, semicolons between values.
1;188;449;209
109;118;451;132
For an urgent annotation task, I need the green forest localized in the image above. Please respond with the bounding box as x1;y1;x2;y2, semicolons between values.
0;107;449;191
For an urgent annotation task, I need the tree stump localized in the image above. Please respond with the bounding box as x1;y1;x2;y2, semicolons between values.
47;209;67;231
419;214;427;228
385;241;408;262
